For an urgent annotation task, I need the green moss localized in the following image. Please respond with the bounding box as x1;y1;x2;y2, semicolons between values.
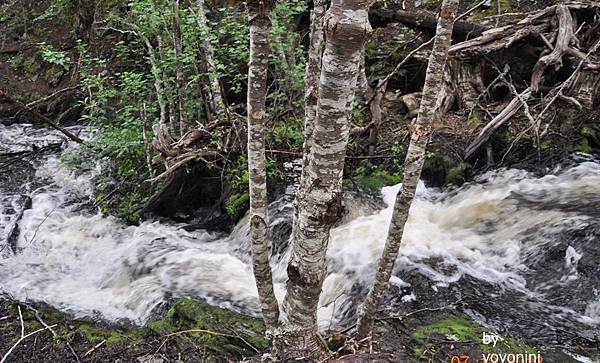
77;324;143;349
147;298;268;357
413;315;535;356
351;170;403;192
225;192;250;217
446;163;470;186
467;110;482;130
575;139;593;154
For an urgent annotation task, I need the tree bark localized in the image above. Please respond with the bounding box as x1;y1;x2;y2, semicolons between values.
292;0;327;241
355;0;459;339
278;0;370;358
246;0;280;332
530;4;574;92
141;36;167;126
156;34;178;135
301;0;327;158
196;0;225;117
172;0;189;137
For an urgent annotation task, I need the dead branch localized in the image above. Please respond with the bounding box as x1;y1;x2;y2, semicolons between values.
24;86;80;109
83;340;106;357
27;306;81;363
465;87;532;159
0;306;57;363
530;4;575;92
0;89;86;145
369;10;487;39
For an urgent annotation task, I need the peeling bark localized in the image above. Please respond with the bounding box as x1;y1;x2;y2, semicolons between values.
292;0;327;244
246;0;280;332
355;0;459;339
278;0;370;358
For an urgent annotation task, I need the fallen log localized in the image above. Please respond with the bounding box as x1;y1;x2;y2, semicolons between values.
465;88;532;159
370;10;487;40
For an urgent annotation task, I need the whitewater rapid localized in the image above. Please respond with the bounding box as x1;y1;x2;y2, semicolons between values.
0;124;599;336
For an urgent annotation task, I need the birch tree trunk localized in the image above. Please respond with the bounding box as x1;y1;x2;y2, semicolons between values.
142;36;167;125
196;0;225;117
278;0;370;357
172;0;189;137
301;0;327;157
292;0;327;233
246;0;280;332
355;0;459;339
156;34;178;135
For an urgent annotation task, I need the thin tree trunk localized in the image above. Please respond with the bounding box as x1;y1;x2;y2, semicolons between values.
301;0;327;158
367;79;386;159
140;102;155;180
246;0;280;332
278;0;370;358
292;0;327;235
156;34;178;136
290;0;327;254
196;0;225;117
355;0;459;339
172;0;189;137
142;36;167;125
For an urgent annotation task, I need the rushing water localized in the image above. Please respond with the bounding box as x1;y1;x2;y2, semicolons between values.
0;124;599;359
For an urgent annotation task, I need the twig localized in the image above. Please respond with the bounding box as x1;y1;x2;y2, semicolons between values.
18;306;24;338
367;38;434;104
1;311;57;363
155;329;258;355
83;340;106;357
27;305;81;363
225;328;259;353
23;86;80;109
26;206;56;245
455;0;489;22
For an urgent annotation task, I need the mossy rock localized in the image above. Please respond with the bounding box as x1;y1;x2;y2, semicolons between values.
225;192;250;217
147;298;268;358
446;162;470;186
349;170;403;192
412;314;537;360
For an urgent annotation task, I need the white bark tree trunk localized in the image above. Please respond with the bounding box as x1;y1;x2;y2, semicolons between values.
291;0;327;252
278;0;370;358
196;0;225;117
355;0;459;339
141;37;167;126
156;34;178;135
246;0;280;332
301;0;327;157
172;0;189;137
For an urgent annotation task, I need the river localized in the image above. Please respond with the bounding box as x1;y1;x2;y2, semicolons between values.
0;123;598;361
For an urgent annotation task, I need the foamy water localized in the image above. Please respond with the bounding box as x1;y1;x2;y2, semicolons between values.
0;124;599;336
